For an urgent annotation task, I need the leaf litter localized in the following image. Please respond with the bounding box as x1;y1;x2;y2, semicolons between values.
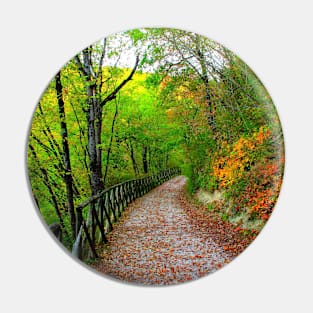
93;176;255;285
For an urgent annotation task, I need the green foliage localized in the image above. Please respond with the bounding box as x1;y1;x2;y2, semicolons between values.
127;29;145;44
27;27;284;246
207;203;214;211
181;163;195;195
61;216;75;249
221;212;228;222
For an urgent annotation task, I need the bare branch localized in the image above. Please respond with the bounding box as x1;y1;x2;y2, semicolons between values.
74;54;88;77
96;38;106;79
100;55;140;107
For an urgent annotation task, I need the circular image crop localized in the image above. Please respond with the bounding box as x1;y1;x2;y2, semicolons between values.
27;28;284;285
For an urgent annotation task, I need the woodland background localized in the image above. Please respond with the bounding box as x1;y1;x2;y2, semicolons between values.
1;1;313;313
28;29;284;250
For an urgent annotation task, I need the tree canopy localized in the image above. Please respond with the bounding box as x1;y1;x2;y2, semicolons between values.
27;28;284;248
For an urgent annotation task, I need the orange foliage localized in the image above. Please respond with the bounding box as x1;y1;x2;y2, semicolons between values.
245;160;283;219
213;126;270;188
212;126;283;220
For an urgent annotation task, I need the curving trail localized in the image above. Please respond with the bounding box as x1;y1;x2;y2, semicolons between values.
93;176;231;285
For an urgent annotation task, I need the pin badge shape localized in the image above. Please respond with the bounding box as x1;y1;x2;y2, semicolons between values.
27;28;284;285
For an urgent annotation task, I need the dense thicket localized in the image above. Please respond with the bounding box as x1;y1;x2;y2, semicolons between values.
28;28;284;247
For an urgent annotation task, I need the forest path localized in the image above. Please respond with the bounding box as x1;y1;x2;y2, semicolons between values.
93;176;230;285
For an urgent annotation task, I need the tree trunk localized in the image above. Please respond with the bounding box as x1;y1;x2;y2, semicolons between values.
55;71;76;238
164;151;169;168
75;48;139;195
142;145;148;174
125;138;139;176
86;83;104;195
103;101;118;186
29;143;68;238
195;39;215;131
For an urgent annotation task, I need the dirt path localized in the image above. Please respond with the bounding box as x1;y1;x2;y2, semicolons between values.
93;176;235;285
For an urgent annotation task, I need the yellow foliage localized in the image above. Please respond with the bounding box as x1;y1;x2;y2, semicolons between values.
213;126;270;188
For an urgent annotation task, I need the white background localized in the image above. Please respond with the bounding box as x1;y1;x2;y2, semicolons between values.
1;0;312;312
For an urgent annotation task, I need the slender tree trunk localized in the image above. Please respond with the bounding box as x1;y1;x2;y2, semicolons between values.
29;144;68;237
86;83;104;195
147;146;150;172
142;145;148;174
126;139;139;176
31;133;81;197
95;101;103;189
195;40;215;131
103;101;118;186
38;102;63;158
55;71;76;238
69;100;91;187
164;151;169;168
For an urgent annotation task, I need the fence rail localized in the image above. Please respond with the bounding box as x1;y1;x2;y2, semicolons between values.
72;167;181;260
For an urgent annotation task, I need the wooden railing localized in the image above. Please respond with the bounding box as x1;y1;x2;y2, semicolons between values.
72;167;181;260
